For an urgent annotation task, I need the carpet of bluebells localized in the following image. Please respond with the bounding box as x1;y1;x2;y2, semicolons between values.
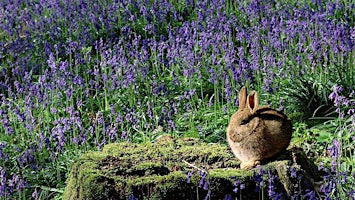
1;0;355;199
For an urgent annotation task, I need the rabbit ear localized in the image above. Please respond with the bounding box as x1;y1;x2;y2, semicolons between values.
247;91;259;113
238;87;247;109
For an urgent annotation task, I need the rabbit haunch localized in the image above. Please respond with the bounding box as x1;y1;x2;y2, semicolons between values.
226;87;292;170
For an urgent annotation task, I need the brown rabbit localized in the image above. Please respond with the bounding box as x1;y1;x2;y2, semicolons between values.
226;87;292;170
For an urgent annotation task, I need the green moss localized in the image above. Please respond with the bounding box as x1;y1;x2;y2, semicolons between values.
80;150;108;161
209;168;253;180
63;136;319;200
63;136;241;199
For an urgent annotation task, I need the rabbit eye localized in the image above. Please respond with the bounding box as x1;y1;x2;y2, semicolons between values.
240;120;248;125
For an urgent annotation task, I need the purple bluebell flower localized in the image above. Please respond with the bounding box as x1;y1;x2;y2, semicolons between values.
320;177;336;198
203;180;210;191
290;167;298;179
233;180;240;193
208;67;218;85
72;137;79;145
121;131;128;141
204;190;211;200
302;189;318;200
197;125;206;137
208;98;213;107
231;175;245;194
339;172;348;184
267;170;286;199
279;99;284;112
32;188;37;199
0;142;9;162
198;171;208;188
328;139;340;172
128;194;138;200
224;194;233;200
224;74;232;102
187;171;194;183
50;107;58;115
0;168;6;197
167;119;176;131
254;166;264;192
347;189;355;199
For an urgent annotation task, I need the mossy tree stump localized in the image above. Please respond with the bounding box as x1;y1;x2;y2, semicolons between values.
63;136;321;200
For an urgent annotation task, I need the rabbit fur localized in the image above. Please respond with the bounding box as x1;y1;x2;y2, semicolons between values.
226;87;292;170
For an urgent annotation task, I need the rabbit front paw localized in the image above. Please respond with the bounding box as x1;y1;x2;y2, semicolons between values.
240;160;261;170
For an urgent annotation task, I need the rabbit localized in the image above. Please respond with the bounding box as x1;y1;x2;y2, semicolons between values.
226;87;292;170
